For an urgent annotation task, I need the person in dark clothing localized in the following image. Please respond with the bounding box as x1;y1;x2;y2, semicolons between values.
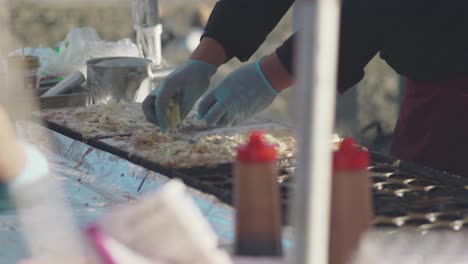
142;0;468;177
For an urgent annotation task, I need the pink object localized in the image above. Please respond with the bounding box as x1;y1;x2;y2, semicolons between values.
85;224;116;264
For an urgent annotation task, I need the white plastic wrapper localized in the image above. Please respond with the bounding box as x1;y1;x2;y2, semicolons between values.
353;230;468;264
10;143;87;264
10;27;141;78
94;180;232;264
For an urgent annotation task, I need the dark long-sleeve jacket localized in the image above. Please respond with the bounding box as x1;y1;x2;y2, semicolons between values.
203;0;468;93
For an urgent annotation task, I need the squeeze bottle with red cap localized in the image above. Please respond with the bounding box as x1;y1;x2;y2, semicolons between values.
234;131;282;256
329;138;373;264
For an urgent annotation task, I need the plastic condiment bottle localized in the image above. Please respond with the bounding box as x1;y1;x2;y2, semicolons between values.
6;55;40;90
329;138;372;264
234;131;282;256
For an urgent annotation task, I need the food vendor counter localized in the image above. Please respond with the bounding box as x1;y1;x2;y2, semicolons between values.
3;102;468;263
0;121;293;263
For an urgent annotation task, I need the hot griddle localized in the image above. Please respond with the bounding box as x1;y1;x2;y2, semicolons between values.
39;115;291;203
39;113;468;230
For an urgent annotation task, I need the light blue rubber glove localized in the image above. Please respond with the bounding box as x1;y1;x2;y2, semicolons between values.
197;60;278;127
142;60;217;132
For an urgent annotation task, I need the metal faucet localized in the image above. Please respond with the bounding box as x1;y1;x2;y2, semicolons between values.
132;0;163;65
132;0;175;68
132;0;175;99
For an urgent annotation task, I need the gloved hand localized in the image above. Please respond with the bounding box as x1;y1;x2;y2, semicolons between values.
197;60;278;127
142;60;217;132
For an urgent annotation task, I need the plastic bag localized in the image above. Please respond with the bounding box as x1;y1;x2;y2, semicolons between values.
13;27;141;78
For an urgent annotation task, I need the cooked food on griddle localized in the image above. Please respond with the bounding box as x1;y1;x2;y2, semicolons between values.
42;102;298;168
42;102;201;138
118;131;296;168
165;98;181;130
42;103;154;138
129;130;172;149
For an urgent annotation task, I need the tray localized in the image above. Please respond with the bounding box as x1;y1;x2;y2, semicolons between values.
38;86;92;110
39;92;92;110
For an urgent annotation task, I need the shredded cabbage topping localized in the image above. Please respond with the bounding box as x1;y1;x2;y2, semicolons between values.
43;102;302;168
165;98;181;130
127;132;296;168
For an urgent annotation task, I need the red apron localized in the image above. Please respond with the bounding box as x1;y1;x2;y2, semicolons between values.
390;76;468;177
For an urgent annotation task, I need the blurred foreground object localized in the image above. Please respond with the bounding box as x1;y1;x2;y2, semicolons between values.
354;230;468;264
0;106;26;182
90;179;231;264
292;0;341;262
330;138;372;264
234;131;282;256
0;107;86;263
5;55;40;90
86;225;155;264
9;144;87;264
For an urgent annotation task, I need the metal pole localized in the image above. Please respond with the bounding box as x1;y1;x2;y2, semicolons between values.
132;0;164;65
146;0;161;26
146;0;163;66
292;0;341;263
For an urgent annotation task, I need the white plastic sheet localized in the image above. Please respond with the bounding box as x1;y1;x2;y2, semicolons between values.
10;27;141;78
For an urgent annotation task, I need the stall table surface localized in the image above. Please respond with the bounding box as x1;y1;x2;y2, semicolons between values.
37;105;468;231
3;102;468;262
0;122;294;263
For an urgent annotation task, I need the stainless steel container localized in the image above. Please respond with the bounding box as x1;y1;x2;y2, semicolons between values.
87;57;153;104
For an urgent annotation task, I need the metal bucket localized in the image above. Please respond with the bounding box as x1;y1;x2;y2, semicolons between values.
87;57;153;103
